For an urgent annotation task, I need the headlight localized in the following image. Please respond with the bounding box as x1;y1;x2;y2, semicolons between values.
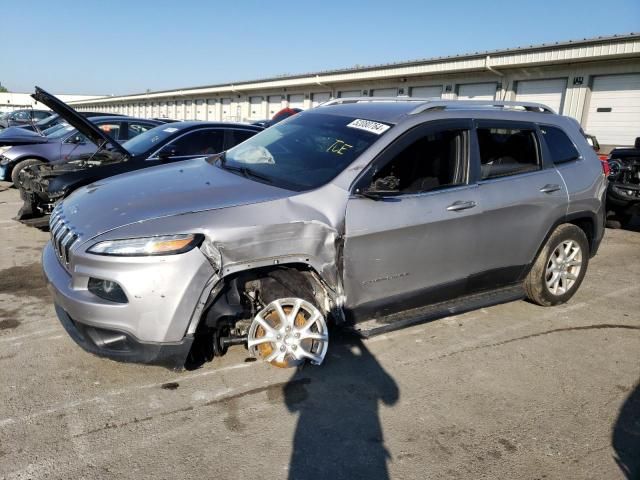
0;146;12;156
88;234;203;256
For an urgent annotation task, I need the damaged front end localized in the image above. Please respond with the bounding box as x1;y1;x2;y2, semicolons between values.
608;143;640;218
17;151;124;221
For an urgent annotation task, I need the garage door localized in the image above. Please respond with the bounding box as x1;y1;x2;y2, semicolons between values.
207;99;216;120
312;92;331;107
288;94;305;109
585;74;640;147
249;96;264;120
371;88;397;97
411;85;442;98
268;95;283;116
516;78;566;114
160;102;168;118
176;101;184;120
195;100;206;120
457;83;496;100
339;90;361;98
221;98;232;120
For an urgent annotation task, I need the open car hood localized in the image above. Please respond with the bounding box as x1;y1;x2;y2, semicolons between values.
31;87;129;157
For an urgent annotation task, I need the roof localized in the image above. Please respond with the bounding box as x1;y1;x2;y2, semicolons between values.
69;32;640;104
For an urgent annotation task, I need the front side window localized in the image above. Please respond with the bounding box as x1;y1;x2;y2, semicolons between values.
477;127;540;180
540;125;580;164
370;129;468;193
221;113;385;190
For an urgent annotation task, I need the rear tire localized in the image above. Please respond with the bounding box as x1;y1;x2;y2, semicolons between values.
11;158;43;187
524;224;589;306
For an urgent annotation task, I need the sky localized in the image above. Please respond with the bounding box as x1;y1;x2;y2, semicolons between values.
2;0;639;96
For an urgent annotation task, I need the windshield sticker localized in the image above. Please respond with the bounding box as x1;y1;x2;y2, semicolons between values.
326;139;353;155
163;127;178;133
65;126;74;131
346;119;390;135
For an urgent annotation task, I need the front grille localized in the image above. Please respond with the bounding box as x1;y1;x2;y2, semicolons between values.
49;205;79;267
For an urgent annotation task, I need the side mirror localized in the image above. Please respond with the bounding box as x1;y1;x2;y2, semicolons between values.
157;145;179;161
359;175;401;200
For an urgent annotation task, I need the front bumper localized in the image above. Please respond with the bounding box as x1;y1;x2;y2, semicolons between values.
55;304;194;369
43;241;217;368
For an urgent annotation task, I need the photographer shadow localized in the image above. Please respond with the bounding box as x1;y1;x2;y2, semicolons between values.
284;333;399;480
612;380;640;479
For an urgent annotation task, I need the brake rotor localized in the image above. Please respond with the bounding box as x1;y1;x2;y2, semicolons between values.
247;297;329;368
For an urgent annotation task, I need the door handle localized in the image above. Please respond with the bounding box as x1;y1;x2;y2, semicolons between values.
446;200;477;212
539;184;561;194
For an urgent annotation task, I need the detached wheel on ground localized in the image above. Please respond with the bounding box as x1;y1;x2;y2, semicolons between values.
10;158;43;187
248;297;329;368
524;224;589;306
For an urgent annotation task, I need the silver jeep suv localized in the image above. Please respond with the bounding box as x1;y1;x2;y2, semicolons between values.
42;98;606;369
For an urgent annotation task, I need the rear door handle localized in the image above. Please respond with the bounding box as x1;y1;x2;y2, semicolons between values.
446;200;477;212
539;184;561;193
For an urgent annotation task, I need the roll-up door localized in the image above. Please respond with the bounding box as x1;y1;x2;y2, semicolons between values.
411;85;442;98
515;78;567;114
311;92;331;107
585;74;640;147
457;83;496;100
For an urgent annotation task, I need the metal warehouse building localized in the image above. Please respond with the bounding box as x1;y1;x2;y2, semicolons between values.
70;33;640;148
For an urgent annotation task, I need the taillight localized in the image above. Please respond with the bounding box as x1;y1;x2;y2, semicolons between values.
600;158;611;176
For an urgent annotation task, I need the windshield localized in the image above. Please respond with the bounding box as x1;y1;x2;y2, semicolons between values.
122;124;184;156
220;112;387;190
45;123;75;139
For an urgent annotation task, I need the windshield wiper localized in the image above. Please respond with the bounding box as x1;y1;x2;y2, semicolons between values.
221;163;275;185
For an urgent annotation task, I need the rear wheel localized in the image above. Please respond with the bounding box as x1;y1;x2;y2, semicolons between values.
247;297;329;368
11;158;43;187
524;224;589;306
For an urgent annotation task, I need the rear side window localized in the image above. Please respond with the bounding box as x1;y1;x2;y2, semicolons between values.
477;127;540;180
227;129;256;148
170;129;224;156
540;125;580;164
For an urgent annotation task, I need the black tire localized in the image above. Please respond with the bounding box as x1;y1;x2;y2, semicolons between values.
524;224;590;307
10;158;43;187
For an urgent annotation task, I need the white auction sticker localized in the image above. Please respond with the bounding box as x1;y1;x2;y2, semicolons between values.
346;119;391;135
163;127;178;133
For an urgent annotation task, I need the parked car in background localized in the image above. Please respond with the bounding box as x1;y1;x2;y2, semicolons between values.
251;107;302;128
0;109;51;129
0;112;122;150
0;115;161;185
40;98;606;370
17;86;263;220
12;111;116;134
606;136;640;225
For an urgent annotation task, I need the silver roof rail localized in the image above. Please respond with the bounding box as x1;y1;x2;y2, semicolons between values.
409;100;556;115
318;97;556;114
319;96;436;107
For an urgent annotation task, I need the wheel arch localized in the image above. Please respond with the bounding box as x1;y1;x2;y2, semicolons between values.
524;211;599;279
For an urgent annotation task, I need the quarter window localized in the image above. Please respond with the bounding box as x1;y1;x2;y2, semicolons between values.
540;125;580;164
371;129;468;193
477;127;540;180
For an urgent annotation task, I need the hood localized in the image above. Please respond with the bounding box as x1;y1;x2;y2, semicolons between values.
60;158;293;240
0;126;41;138
0;126;49;146
32;87;129;157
